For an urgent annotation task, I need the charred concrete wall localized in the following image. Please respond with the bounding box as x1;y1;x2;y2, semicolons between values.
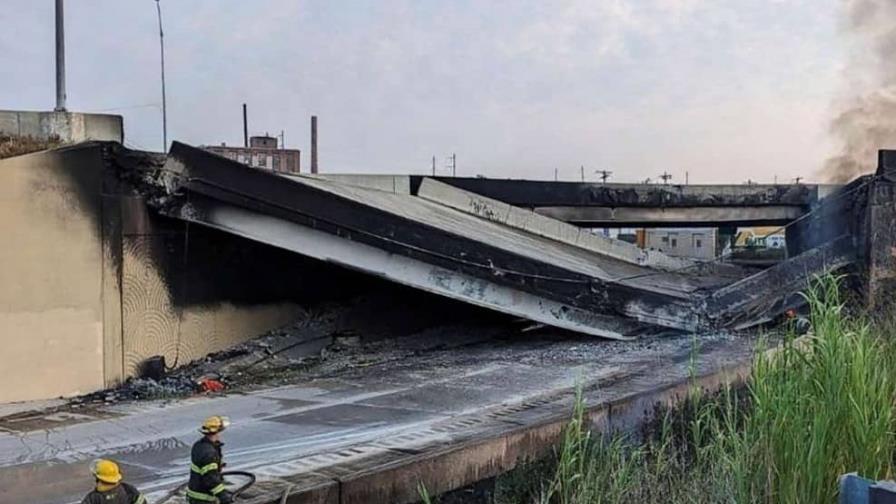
0;146;112;402
867;150;896;309
0;143;355;402
114;196;362;376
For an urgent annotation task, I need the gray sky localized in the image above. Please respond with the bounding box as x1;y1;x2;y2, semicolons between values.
1;1;849;182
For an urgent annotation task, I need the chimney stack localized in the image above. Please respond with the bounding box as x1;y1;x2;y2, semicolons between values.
242;104;248;148
311;115;318;174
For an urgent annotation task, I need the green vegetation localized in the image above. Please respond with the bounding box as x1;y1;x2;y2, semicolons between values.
422;275;896;504
0;133;62;159
532;274;896;504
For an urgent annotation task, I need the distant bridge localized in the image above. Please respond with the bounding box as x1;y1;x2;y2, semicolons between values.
311;175;833;228
414;177;834;228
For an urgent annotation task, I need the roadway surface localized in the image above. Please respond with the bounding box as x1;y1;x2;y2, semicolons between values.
0;329;756;504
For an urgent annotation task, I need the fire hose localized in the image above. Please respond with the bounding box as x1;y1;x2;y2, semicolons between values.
156;470;256;503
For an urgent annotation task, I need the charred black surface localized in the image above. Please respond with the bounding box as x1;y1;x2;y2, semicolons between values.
413;176;819;208
785;175;871;257
865;150;896;309
28;143;106;232
704;236;857;329
160;143;693;324
131;211;381;308
94;143;401;312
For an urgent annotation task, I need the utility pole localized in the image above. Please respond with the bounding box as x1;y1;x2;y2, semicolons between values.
580;165;585;182
155;0;167;150
448;153;456;177
279;130;285;149
595;170;612;184
432;156;436;176
659;171;672;185
685;171;689;185
54;0;66;111
554;168;558;181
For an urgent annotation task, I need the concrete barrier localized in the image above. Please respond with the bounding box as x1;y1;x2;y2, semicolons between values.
0;109;123;143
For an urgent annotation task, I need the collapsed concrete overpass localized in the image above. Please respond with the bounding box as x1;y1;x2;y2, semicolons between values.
142;143;860;337
2;140;892;403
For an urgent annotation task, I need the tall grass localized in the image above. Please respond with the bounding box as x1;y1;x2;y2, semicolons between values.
721;275;896;503
528;274;896;504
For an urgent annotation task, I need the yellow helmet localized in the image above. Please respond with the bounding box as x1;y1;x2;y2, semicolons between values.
90;459;122;484
199;415;231;434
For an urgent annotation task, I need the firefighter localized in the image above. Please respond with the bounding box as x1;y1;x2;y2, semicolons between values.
81;459;146;504
187;415;234;504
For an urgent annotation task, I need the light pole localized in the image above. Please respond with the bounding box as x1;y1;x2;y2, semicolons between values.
55;0;66;111
155;0;167;151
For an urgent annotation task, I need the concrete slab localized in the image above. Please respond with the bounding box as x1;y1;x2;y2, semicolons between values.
416;178;692;271
300;174;412;194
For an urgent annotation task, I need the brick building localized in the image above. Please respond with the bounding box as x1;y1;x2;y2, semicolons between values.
203;135;300;174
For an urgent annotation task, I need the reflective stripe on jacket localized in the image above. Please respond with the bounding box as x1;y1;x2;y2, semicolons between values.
187;436;226;501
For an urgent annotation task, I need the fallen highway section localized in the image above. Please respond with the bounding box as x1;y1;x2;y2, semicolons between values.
144;142;869;337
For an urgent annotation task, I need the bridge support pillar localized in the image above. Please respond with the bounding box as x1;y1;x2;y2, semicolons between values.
866;150;896;311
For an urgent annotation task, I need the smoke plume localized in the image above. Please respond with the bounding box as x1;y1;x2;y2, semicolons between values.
823;0;896;183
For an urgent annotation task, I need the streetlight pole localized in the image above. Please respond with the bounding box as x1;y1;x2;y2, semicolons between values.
54;0;66;111
155;0;167;151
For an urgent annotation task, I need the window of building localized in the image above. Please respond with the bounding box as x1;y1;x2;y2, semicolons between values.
669;232;679;248
693;234;704;248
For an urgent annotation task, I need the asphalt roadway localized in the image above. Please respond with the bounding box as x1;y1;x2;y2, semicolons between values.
0;330;755;504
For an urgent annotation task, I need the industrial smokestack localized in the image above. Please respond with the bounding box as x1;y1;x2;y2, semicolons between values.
54;0;66;111
242;104;248;148
311;115;318;174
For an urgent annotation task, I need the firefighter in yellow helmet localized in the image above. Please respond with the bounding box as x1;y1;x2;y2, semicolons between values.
187;415;233;503
81;459;146;504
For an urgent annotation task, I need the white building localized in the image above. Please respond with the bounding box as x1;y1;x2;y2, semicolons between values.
643;228;717;260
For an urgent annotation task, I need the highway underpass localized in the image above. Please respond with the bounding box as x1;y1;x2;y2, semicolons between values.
0;327;758;504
